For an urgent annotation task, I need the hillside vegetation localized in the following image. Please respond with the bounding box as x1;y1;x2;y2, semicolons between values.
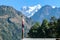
28;16;60;38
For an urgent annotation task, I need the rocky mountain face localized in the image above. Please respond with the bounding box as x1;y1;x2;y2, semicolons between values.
31;5;60;23
0;5;33;40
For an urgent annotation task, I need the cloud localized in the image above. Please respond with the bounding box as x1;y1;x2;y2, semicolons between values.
22;4;41;18
52;6;56;8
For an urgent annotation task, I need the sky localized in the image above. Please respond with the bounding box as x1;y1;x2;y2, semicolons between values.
0;0;60;17
0;0;60;11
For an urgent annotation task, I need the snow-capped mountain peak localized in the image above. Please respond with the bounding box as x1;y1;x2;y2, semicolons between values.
21;4;41;18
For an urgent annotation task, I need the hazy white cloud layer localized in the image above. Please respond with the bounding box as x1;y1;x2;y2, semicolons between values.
22;4;41;18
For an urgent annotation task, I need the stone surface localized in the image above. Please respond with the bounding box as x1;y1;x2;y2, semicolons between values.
22;38;56;40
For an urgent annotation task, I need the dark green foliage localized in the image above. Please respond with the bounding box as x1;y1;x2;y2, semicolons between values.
41;19;49;29
28;22;41;38
28;16;60;38
56;18;60;37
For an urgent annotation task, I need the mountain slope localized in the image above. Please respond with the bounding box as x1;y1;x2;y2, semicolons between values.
0;5;33;40
31;5;60;22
